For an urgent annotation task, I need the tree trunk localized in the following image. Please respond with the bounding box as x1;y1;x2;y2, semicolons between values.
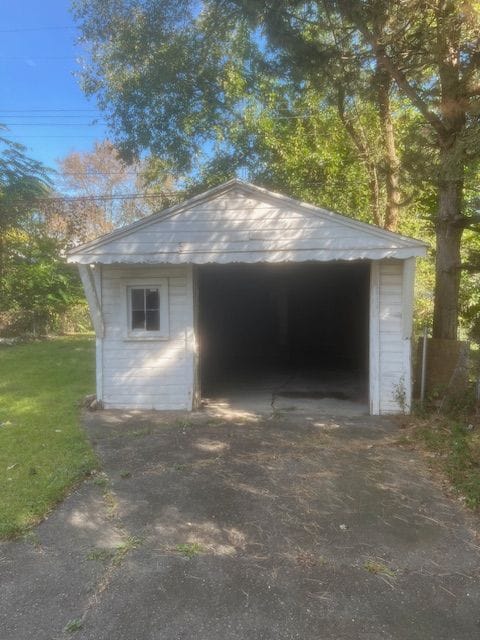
336;90;382;226
366;160;382;227
376;69;401;231
432;147;464;340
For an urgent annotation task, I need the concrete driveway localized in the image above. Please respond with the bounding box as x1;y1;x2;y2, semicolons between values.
1;408;480;640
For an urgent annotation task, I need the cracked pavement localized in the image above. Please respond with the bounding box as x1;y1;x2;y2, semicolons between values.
1;408;479;639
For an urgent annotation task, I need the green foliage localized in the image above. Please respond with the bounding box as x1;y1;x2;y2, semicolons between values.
74;0;257;172
414;419;480;510
73;0;480;340
0;130;85;336
0;129;51;232
0;228;85;335
0;336;97;538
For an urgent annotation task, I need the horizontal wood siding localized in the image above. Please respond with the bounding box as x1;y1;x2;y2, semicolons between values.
378;261;406;414
75;189;425;264
101;265;193;410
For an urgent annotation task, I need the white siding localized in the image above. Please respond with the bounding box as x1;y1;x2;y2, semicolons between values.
95;259;414;415
70;180;425;415
69;182;426;265
378;261;407;414
99;264;194;410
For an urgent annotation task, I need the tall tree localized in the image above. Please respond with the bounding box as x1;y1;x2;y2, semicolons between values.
0;130;85;335
223;0;480;339
333;1;480;339
73;1;400;229
73;0;480;339
0;129;50;281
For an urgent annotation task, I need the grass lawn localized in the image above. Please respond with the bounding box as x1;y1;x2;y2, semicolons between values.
0;336;97;539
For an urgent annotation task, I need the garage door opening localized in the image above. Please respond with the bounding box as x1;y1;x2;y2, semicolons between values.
196;262;370;413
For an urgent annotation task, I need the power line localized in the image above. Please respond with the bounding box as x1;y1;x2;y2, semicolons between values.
60;171;144;177
5;114;320;124
0;115;101;119
34;192;182;203
0;26;76;33
0;56;78;61
0;109;100;113
7;135;100;139
3;123;105;126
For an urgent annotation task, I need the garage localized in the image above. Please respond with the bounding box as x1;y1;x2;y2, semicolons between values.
69;179;426;415
197;262;370;409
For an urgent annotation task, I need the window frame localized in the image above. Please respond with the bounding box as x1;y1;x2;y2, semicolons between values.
124;279;169;340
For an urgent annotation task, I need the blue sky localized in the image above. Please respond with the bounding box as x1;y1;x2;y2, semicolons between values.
0;0;107;176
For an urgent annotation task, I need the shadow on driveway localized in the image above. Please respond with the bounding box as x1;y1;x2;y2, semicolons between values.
1;409;479;639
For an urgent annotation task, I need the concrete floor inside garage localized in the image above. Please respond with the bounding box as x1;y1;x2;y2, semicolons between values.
201;369;369;417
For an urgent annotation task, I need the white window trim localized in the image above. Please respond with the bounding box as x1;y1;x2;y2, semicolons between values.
123;278;170;340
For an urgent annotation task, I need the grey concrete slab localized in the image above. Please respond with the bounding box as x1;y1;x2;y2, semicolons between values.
1;409;479;640
202;369;369;417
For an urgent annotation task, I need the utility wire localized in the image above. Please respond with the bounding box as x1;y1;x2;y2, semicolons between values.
0;56;78;61
0;26;76;33
0;115;102;119
32;192;182;203
59;172;145;177
6;135;100;138
0;109;100;112
3;123;105;126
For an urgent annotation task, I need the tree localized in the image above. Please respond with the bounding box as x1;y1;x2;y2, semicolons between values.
0;129;50;280
218;0;480;339
74;2;403;225
0;130;87;335
45;141;178;245
74;0;480;339
2;228;85;335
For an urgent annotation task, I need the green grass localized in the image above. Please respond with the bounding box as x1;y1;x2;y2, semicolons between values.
63;618;83;634
86;536;142;565
175;542;204;558
0;336;97;538
411;417;480;509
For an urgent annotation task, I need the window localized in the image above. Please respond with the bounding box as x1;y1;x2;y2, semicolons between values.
131;287;160;331
126;279;169;339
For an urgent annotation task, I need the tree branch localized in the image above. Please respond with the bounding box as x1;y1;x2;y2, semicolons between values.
459;263;480;272
451;213;480;228
336;2;448;138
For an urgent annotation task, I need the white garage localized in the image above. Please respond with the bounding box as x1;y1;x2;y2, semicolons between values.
68;179;426;415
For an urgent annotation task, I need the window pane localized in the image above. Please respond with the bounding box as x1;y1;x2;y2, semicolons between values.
146;309;160;331
145;288;159;310
132;309;145;330
131;288;145;311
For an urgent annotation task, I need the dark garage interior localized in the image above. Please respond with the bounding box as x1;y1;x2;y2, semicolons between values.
196;262;370;406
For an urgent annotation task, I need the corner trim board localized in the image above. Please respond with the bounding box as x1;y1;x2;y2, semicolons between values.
78;264;104;338
369;261;380;415
402;258;416;412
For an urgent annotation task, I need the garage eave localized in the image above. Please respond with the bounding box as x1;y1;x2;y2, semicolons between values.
67;179;428;266
69;246;426;265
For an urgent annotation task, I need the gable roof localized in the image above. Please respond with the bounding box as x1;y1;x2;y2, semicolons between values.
67;179;427;265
